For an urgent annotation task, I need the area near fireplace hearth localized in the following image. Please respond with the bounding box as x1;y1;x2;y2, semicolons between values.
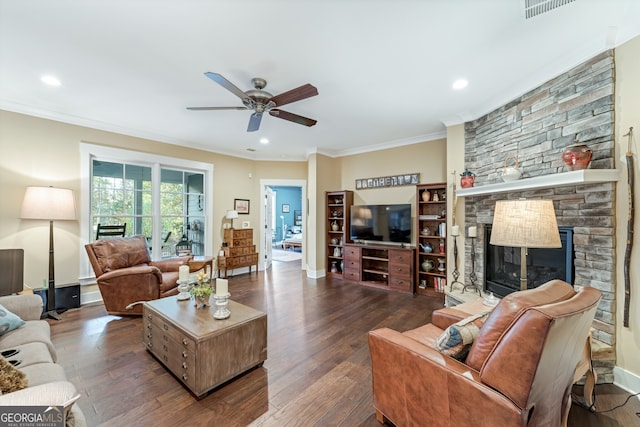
448;50;618;383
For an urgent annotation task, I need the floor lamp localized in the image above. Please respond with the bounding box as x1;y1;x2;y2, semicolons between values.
20;186;77;320
489;199;561;291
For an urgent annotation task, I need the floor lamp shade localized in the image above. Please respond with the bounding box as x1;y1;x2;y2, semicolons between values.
20;186;77;319
20;186;77;221
490;199;561;291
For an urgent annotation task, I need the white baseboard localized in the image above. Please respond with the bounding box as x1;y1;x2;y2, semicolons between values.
306;268;325;279
614;366;640;395
80;290;103;306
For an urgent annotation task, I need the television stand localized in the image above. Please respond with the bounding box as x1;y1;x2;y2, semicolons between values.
342;243;414;293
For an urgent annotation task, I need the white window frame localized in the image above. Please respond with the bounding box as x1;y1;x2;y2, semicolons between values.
79;142;214;283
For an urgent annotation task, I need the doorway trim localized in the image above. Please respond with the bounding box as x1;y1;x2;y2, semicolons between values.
259;179;307;272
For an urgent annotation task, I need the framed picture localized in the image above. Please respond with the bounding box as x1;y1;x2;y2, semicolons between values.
234;198;250;214
241;221;251;228
282;204;290;213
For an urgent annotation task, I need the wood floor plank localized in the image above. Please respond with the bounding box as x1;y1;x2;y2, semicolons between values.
47;260;639;426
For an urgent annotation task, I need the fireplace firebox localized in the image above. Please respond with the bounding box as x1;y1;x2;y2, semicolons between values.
483;225;574;297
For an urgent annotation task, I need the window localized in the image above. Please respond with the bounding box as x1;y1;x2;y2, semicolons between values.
80;143;213;281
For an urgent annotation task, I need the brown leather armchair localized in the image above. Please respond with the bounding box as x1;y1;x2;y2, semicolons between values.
368;280;601;427
85;235;192;315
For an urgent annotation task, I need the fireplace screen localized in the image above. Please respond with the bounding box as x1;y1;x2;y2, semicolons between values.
484;226;574;297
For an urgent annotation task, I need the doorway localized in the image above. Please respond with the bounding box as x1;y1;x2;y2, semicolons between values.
260;179;306;272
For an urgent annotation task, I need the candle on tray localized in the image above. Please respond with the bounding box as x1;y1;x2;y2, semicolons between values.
216;278;228;296
468;226;477;238
179;265;189;282
451;225;460;236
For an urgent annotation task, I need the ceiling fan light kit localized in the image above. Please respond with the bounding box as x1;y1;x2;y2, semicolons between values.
188;72;318;132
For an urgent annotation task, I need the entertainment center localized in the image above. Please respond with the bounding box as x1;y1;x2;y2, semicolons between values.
326;182;447;296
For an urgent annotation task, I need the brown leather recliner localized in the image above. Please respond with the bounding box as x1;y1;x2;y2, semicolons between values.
85;235;191;315
368;280;601;427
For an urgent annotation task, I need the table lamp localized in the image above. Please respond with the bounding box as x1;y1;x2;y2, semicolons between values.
489;199;561;291
20;186;77;320
226;210;239;229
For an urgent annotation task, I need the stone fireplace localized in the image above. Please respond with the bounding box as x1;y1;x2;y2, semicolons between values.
453;50;616;383
484;225;575;298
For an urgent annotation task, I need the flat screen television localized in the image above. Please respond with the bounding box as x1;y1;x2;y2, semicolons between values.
350;204;412;244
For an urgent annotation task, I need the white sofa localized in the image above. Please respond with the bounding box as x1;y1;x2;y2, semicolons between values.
0;293;86;426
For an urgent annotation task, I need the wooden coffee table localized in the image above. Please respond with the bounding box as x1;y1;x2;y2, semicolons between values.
142;296;267;398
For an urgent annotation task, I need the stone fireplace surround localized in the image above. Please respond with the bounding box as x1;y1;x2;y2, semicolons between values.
448;50;617;383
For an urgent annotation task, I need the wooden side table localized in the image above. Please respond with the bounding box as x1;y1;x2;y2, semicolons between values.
188;256;214;273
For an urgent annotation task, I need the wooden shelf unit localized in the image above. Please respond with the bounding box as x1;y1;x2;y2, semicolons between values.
325;190;353;279
416;183;447;297
343;243;414;293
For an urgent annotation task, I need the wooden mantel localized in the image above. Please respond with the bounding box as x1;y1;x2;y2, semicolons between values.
455;169;620;197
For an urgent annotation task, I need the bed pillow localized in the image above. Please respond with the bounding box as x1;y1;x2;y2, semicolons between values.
436;311;490;361
0;304;26;336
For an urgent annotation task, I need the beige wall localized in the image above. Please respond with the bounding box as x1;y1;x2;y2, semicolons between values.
340;141;446;209
307;153;341;275
446;124;465;287
615;36;640;379
0;110;304;292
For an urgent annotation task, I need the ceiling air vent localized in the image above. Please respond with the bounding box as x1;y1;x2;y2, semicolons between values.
524;0;575;19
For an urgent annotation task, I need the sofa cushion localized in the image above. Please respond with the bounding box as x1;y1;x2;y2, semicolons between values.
0;304;25;335
3;342;54;368
19;363;68;387
436;311;490;361
0;320;57;362
0;355;27;394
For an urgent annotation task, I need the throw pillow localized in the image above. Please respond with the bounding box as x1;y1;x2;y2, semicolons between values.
0;304;26;336
0;355;27;393
436;311;490;361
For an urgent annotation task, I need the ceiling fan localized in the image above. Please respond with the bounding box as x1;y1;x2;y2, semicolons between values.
187;72;318;132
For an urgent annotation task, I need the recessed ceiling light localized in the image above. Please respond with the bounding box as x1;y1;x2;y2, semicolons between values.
452;79;468;90
41;75;61;86
260;138;269;144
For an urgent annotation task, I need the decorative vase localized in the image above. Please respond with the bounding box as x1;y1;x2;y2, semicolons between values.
437;258;446;272
421;259;435;272
331;221;339;231
331;262;338;273
333;246;341;257
562;142;593;171
502;155;522;181
460;169;475;188
421;227;431;236
421;190;431;202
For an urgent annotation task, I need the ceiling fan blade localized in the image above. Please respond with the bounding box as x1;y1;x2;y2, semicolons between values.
247;112;263;132
269;109;317;127
269;84;318;107
186;106;248;111
204;72;252;103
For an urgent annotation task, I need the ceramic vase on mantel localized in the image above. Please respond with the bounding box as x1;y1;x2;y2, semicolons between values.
562;141;593;171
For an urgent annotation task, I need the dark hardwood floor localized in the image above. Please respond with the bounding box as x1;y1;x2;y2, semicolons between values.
48;260;639;426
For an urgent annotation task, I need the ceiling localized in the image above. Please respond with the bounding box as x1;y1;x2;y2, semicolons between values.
1;1;639;161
